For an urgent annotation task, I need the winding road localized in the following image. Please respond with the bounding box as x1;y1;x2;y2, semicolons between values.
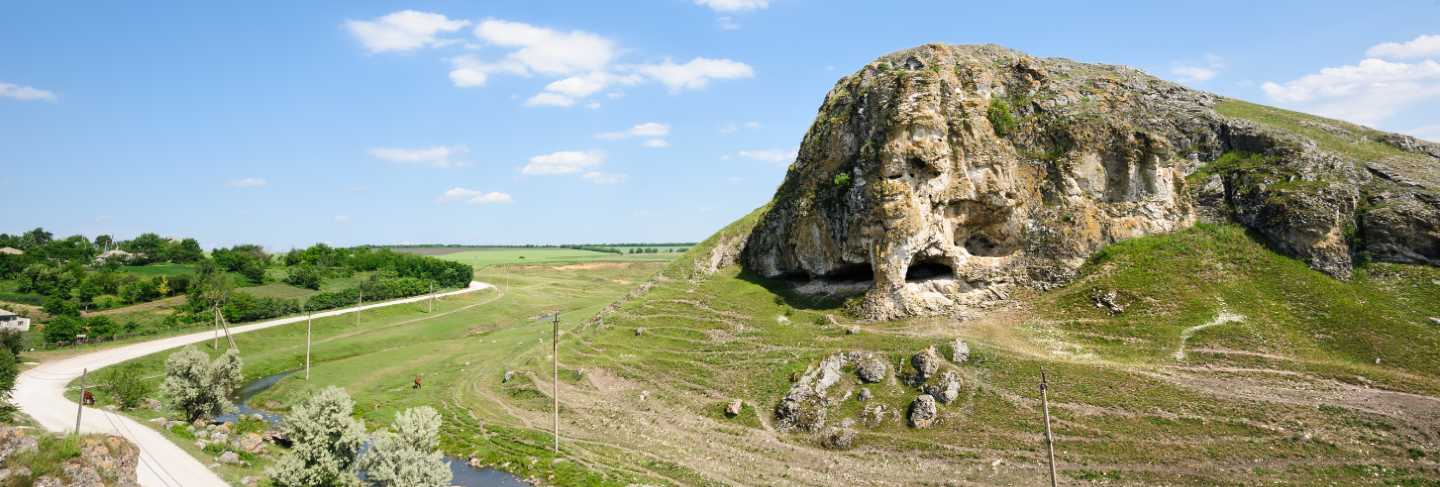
14;281;493;487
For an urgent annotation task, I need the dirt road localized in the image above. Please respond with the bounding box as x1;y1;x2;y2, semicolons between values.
14;281;493;487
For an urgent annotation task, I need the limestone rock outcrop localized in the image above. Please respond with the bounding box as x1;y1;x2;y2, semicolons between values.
740;43;1440;319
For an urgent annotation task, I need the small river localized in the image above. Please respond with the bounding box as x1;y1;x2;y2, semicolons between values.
221;370;528;487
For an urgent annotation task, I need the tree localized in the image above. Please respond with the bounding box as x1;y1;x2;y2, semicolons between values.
268;386;367;487
42;296;80;317
160;346;243;422
0;349;16;421
189;260;232;312
0;330;23;358
94;234;114;252
21;227;53;249
285;265;322;290
122;233;168;264
358;406;451;487
86;316;118;340
168;238;205;263
105;363;151;410
44;315;84;345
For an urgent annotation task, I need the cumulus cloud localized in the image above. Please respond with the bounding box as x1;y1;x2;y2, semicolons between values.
694;0;769;12
437;187;513;205
597;122;670;140
345;10;470;53
521;150;606;175
1261;58;1440;126
1367;34;1440;60
0;82;57;102
437;18;751;107
226;177;268;188
737;147;797;166
633;58;755;92
368;145;469;168
1170;53;1225;83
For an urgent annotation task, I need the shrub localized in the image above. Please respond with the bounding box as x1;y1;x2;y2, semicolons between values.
105;363;151;410
285;266;323;290
0;330;23;358
161;347;243;422
44;315;84;345
0;349;17;421
267;386;367;487
832;172;852;188
359;406;451;487
86;316;118;340
987;97;1018;137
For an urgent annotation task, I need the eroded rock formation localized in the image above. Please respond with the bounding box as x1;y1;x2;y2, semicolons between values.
741;44;1440;319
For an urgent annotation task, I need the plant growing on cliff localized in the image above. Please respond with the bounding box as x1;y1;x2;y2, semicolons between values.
268;386;367;487
832;172;852;188
357;406;452;487
987;97;1018;137
160;346;243;422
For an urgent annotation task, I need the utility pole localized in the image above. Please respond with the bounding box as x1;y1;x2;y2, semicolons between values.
219;309;238;351
305;305;312;381
1041;369;1058;487
74;368;88;436
212;306;220;350
552;310;560;454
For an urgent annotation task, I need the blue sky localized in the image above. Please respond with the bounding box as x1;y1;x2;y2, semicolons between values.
3;1;1438;249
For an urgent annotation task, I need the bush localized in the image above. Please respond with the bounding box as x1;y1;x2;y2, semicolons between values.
44;315;84;345
987;97;1018;137
0;349;17;421
93;294;124;310
86;316;118;340
222;293;301;323
267;386;367;487
42;296;79;317
359;406;451;487
285;266;322;290
161;347;243;422
0;330;23;358
105;363;151;410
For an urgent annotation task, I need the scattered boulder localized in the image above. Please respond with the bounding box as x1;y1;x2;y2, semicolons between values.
820;425;857;450
775;351;869;432
0;466;31;481
1429;317;1440;326
725;399;743;418
925;372;962;404
911;346;940;382
855;356;888;383
0;425;39;462
237;433;264;453
909;395;939;429
218;451;242;465
634;327;645;336
858;388;873;402
210;431;228;444
950;339;970;363
846;326;860;335
502;370;515;383
1092;289;1124;315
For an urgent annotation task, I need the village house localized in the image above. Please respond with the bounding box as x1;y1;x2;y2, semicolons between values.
0;309;30;332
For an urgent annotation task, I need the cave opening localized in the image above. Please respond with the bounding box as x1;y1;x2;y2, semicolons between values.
905;260;955;282
964;233;1011;257
821;263;875;283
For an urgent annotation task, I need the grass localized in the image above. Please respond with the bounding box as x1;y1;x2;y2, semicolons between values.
236;272;372;301
118;262;198;278
1215;98;1413;162
433;247;679;268
71;216;1440;485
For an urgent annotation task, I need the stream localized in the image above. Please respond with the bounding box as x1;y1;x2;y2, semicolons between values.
220;370;528;487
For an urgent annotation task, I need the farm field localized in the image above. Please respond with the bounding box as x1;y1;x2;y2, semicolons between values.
423;247;680;268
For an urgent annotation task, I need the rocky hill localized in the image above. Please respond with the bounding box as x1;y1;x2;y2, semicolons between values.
741;44;1439;319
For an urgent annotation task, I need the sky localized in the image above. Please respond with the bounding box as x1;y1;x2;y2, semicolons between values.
3;1;1439;250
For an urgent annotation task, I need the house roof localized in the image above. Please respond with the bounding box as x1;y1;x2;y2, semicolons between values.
0;309;15;317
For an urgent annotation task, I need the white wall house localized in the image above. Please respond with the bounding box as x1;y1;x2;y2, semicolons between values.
0;309;29;332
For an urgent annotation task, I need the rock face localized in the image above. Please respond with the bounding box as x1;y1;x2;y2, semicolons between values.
740;43;1440;319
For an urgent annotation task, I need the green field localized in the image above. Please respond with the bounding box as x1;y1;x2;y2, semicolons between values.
118;263;198;278
74;220;1440;486
429;247;679;268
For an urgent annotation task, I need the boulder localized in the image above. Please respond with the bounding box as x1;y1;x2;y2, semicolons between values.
950;339;971;363
634;327;645;336
911;346;940;382
908;395;939;429
925;371;962;404
820;426;857;450
855;356;888;383
0;425;38;462
237;432;265;453
218;451;242;465
502;370;515;383
725;399;743;418
858;388;873;402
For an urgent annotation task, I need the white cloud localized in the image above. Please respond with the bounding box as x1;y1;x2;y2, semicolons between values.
597;122;670;140
634;58;755;92
525;92;578;107
368;145;469;168
437;187;513;205
737;147;797;165
0;82;57;102
521;150;605;175
1261;58;1440;126
526;71;641;107
345;10;470;53
1367;34;1440;60
694;0;769;12
1170;54;1225;83
581;171;627;184
642;138;670;148
473;19;616;75
226;177;268;188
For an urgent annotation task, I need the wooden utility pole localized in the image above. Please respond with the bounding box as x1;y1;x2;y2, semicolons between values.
212;306;220;350
219;309;238;351
1040;369;1058;487
305;306;312;381
74;368;88;436
552;310;560;454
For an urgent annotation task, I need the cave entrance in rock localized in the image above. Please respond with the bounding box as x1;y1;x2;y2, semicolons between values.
822;263;875;283
905;260;954;282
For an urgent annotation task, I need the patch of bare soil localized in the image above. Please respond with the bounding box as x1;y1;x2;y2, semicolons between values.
551;262;633;271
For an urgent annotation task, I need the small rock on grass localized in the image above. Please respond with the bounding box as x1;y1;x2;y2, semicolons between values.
1429;317;1440;326
911;346;940;382
950;338;970;363
908;394;938;429
725;399;743;417
855;356;888;383
858;388;872;402
634;327;645;336
820;426;856;450
846;326;860;335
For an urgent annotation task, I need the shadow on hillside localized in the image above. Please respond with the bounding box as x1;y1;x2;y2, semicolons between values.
736;269;857;311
